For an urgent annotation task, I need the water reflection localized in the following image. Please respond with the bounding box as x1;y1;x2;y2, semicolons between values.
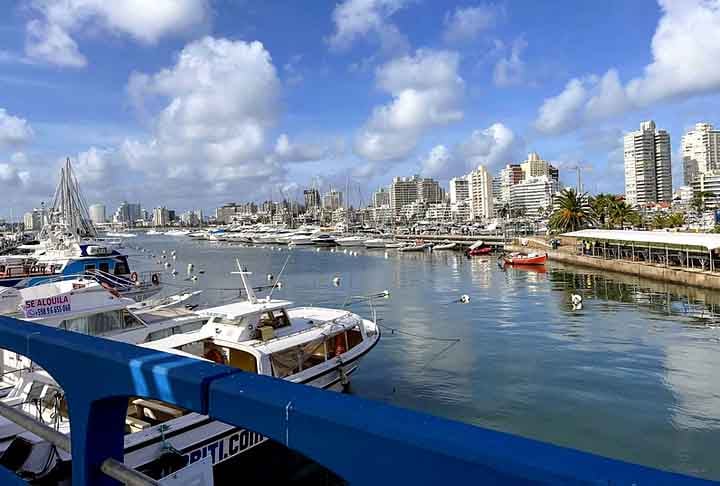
127;238;720;480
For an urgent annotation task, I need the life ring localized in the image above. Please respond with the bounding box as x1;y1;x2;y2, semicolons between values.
334;334;346;356
130;272;138;282
204;348;225;364
151;274;160;286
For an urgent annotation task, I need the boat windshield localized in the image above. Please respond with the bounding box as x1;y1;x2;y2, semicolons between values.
258;309;291;329
59;309;145;336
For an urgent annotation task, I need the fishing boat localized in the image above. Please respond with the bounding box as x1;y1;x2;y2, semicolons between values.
502;252;548;265
432;242;456;250
335;235;367;247
0;264;381;480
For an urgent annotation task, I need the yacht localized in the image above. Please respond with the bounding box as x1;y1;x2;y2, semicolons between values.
364;238;402;249
335;235;368;247
311;233;337;247
0;265;381;481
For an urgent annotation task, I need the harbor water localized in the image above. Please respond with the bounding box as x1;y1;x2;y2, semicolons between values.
131;235;720;480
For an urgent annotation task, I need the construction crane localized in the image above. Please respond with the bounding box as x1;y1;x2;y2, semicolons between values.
564;164;593;193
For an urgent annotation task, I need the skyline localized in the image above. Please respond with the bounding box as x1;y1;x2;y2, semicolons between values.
1;0;720;215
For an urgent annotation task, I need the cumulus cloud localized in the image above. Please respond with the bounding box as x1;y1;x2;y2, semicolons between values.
420;123;520;179
0;108;34;146
493;37;527;87
443;4;501;43
24;0;210;67
535;0;720;134
123;37;282;192
327;0;410;54
355;49;464;161
272;134;332;162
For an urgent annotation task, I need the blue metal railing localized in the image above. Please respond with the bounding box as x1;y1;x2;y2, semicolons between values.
0;314;716;485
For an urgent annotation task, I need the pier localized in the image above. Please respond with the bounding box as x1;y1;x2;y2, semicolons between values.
0;316;715;485
394;233;508;249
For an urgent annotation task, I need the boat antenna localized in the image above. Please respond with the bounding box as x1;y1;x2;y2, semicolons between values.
232;258;257;304
268;254;291;300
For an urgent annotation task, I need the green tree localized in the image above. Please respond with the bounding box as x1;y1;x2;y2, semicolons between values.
692;191;714;214
549;188;593;233
590;193;618;228
607;200;640;229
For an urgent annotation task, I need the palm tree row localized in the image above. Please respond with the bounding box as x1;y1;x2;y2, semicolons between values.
549;190;642;233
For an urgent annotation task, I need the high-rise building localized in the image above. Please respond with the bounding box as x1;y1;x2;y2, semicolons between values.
499;164;523;205
691;173;720;209
113;202;142;226
23;207;46;231
389;175;443;214
509;176;558;216
303;189;320;210
623;120;672;206
152;207;170;227
681;122;720;185
322;189;343;211
520;153;548;179
371;187;390;207
88;204;106;225
467;165;493;220
449;176;469;204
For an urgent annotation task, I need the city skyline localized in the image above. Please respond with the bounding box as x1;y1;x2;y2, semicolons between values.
2;0;720;215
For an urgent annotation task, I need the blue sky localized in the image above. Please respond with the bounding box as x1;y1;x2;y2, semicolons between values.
1;0;720;215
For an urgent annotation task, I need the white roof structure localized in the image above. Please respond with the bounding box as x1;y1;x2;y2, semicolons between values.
196;299;293;320
563;229;720;251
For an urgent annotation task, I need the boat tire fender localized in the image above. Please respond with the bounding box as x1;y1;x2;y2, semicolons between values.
151;273;160;286
130;272;138;282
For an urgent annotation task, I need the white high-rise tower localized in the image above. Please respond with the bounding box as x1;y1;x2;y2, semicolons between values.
623;120;672;206
681;122;720;185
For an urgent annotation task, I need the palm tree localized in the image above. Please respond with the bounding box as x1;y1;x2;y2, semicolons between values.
549;188;593;233
590;193;617;228
607;200;640;229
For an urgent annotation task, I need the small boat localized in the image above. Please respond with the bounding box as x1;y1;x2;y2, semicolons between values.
432;242;456;250
502;252;547;265
105;231;137;238
398;242;431;252
364;238;393;248
311;233;337;247
335;236;367;247
467;246;492;256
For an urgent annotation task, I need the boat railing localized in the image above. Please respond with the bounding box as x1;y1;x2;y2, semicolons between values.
0;316;715;485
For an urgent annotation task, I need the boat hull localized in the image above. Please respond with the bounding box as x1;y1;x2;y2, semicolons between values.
503;254;547;265
467;246;492;256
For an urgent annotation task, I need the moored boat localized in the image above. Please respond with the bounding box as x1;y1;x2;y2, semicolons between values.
432;242;456;250
502;252;548;265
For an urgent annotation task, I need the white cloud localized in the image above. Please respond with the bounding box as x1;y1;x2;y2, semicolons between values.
535;0;720;134
122;36;283;193
458;122;518;170
443;4;501;43
74;146;114;183
420;144;453;177
355;49;464;161
327;0;410;54
534;78;588;134
272;134;332;162
25;0;210;67
493;37;527;87
0;108;34;146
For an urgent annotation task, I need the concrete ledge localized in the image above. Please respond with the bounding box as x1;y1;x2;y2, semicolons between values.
507;245;720;291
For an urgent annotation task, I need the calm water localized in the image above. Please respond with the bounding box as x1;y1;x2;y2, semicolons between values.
129;235;720;480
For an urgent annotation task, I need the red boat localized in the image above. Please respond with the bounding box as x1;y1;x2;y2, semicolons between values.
502;252;547;265
467;246;492;256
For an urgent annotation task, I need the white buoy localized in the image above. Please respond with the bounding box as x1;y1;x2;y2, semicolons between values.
187;263;194;274
277;281;283;288
316;248;321;252
330;248;336;253
459;294;470;304
171;269;178;276
332;276;341;287
191;275;198;282
343;249;348;254
172;255;177;260
164;262;172;268
267;273;274;281
384;251;389;259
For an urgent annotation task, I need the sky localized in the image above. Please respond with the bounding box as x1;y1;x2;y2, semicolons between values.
2;0;720;216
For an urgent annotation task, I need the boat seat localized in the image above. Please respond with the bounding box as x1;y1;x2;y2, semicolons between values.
125;415;152;433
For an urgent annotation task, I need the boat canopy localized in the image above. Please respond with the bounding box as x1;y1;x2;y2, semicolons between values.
564;229;720;251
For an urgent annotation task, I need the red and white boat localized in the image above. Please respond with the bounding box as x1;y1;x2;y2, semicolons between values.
502;252;547;265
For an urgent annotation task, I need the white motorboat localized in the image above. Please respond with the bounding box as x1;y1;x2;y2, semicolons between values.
311;233;337;247
0;265;381;481
145;229;162;235
105;231;137;238
164;230;190;236
335;236;367;247
364;238;399;249
432;242;457;250
398;242;431;252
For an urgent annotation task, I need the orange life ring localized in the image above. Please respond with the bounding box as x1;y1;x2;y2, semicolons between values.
334;334;346;356
151;274;160;286
204;348;225;364
130;272;138;282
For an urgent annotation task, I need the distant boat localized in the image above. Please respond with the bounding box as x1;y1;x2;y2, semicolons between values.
335;236;367;247
311;233;337;247
106;232;137;238
164;230;190;236
467;246;492;256
398;242;431;252
502;252;547;265
432;242;456;250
